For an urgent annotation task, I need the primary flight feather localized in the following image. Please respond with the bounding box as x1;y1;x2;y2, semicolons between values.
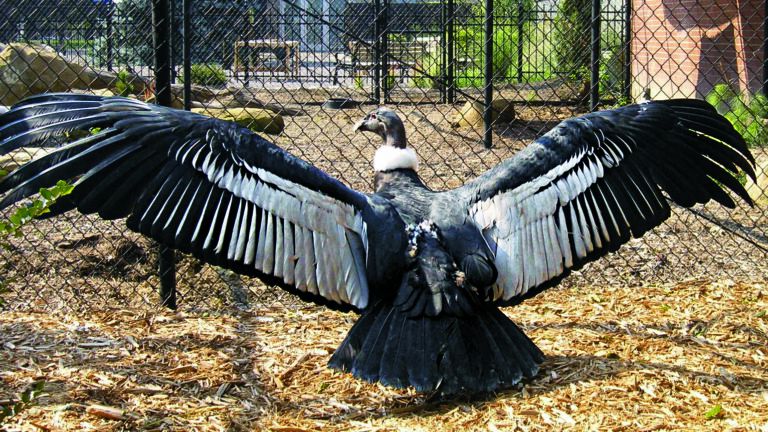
0;94;755;394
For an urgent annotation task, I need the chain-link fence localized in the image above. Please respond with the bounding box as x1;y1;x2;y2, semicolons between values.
0;0;766;313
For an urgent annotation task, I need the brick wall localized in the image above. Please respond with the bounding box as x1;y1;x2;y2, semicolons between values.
632;0;764;100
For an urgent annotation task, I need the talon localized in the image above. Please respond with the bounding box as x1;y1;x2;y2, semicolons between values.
454;270;466;286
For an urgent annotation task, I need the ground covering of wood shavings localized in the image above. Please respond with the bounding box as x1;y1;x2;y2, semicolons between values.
1;279;766;431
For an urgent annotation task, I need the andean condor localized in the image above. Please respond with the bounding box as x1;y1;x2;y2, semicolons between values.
0;94;755;395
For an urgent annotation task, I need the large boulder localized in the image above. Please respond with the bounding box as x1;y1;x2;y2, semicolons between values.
746;153;768;207
145;83;216;109
0;147;55;177
0;43;117;105
192;107;284;135
452;99;516;129
71;88;116;98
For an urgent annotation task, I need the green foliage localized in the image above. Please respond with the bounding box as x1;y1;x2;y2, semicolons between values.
706;84;768;148
115;70;136;97
0;180;73;308
553;0;591;79
705;83;737;113
354;75;365;90
598;26;626;99
416;0;537;89
0;381;45;422
413;45;443;89
0;181;74;241
704;404;724;420
179;63;228;87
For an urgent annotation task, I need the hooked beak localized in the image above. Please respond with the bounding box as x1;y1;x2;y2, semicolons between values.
353;113;380;134
353;117;368;133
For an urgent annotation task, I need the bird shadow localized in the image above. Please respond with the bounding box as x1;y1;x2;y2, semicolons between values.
275;317;768;422
298;351;768;422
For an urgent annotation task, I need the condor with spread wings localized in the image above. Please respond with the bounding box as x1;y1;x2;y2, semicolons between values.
0;94;754;394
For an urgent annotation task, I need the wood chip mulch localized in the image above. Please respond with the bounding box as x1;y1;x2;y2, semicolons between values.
1;278;766;431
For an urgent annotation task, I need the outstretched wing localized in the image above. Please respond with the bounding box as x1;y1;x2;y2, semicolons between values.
443;99;755;306
0;93;401;311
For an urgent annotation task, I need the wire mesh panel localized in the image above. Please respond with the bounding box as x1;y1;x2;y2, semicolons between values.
0;0;766;314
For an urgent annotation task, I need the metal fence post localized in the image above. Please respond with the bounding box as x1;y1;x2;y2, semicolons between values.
152;0;178;310
517;0;524;83
623;0;632;102
169;0;176;83
373;0;382;103
483;0;494;149
183;0;191;110
590;0;601;111
447;0;455;103
764;0;768;96
106;2;114;71
441;0;447;103
381;0;390;104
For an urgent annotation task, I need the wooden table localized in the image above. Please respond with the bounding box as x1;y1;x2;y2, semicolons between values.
234;39;300;77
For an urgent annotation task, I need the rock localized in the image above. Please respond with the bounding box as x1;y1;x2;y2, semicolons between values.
192;107;284;135
0;147;55;177
144;84;216;109
452;99;516;129
72;88;115;98
0;43;117;106
212;87;303;116
746;154;768;207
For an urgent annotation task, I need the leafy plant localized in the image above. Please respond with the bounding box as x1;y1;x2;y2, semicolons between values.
114;69;136;96
0;381;45;422
354;75;365;90
0;180;73;308
704;404;724;420
0;181;74;241
706;84;768;148
179;63;228;87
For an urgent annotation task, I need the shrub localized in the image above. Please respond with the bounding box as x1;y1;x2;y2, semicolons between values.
553;0;592;79
706;84;768;148
416;0;536;89
115;69;136;96
179;63;228;87
598;26;626;99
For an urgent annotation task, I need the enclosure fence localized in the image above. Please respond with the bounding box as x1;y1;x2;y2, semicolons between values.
0;0;766;313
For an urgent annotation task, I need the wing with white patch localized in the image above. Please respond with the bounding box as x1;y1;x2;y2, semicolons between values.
447;99;754;305
0;93;393;310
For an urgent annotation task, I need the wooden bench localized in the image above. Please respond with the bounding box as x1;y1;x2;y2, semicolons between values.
234;39;300;78
333;38;438;85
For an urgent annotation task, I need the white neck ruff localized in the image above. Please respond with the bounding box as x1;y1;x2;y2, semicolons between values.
373;146;419;172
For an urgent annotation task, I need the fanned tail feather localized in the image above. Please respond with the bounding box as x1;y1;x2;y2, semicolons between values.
329;301;544;394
